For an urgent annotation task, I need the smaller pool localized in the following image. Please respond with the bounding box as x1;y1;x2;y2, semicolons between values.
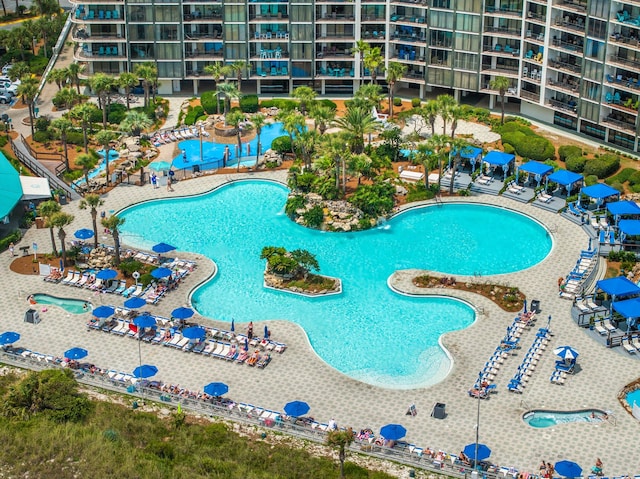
523;409;608;428
625;389;640;408
97;148;120;161
32;294;91;315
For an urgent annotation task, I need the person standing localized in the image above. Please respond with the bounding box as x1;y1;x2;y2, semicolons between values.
9;242;15;256
151;173;158;189
167;175;173;192
247;321;253;339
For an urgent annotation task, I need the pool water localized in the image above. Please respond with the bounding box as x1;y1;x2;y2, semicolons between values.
172;122;288;169
625;389;640;408
119;181;552;388
523;409;608;428
32;294;91;314
97;148;120;161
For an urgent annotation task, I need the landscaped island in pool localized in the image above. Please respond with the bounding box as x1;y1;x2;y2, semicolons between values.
119;181;552;388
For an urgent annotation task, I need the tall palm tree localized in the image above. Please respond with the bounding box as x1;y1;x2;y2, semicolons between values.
204;62;231;114
275;110;305;153
424;134;450;189
292;86;316;116
293;129;318;171
53;87;81;110
118;72;138;110
333;106;378;154
16;76;38;136
310;104;335;135
354;83;384;110
225;110;249;171
6;62;29;83
326;429;353;479
228;60;247;93
490;75;511;125
78;194;104;249
119;110;153;137
250;113;266;161
386;61;407;118
37;200;61;254
449;104;465;139
101;215;126;265
66;63;85;94
134;62;158;108
95;130;118;185
51;212;75;266
215;82;241;118
70;103;99;152
351;40;370;85
51;117;73;171
420;99;439;136
75;153;98;186
437;94;456;135
89;73;116;129
363;45;384;84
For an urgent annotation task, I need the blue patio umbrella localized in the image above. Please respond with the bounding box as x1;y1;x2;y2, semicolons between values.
380;424;407;441
230;318;235;332
264;325;269;339
463;443;491;462
171;307;194;319
95;269;118;280
523;299;527;314
124;297;147;309
284;400;310;417
553;345;579;361
92;305;115;318
133;314;157;329
74;228;94;240
64;347;88;360
204;382;229;397
182;326;206;340
0;331;20;345
152;242;176;254
150;267;172;279
244;338;249;351
133;364;158;379
555;461;582;478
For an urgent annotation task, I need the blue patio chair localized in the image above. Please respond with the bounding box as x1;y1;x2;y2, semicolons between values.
281;66;288;76
410;51;416;60
105;10;111;19
525;50;534;59
256;67;267;77
87;10;94;19
605;92;613;103
614;92;622;104
349;68;354;77
339;68;345;77
255;31;261;39
606;74;615;83
99;46;105;55
495;44;502;51
318;67;325;75
98;10;104;19
270;66;277;76
504;44;512;53
113;10;119;19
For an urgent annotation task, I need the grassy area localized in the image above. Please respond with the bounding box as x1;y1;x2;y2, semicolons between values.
287;273;338;293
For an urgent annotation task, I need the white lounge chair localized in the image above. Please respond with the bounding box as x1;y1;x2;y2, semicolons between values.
399;170;424;182
632;336;640;351
623;338;637;354
372;106;389;122
594;321;608;336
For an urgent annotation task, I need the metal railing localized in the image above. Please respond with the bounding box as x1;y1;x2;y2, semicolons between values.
35;12;74;105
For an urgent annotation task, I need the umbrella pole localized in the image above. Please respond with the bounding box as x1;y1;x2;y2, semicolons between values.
475;372;481;470
138;334;144;404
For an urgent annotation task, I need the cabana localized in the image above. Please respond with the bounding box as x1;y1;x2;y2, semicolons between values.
596;276;640;314
449;146;483;173
618;219;640;248
483;151;515;180
546;169;583;196
611;297;640;331
516;161;553;186
580;183;620;208
607;200;640;226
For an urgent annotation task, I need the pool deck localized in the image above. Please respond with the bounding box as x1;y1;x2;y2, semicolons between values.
2;170;638;474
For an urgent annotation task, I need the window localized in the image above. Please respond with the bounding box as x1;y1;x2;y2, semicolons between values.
428;68;453;86
291;43;312;59
453;52;478;71
224;24;246;41
157;62;182;78
454;72;477;90
155;5;179;22
583;60;602;81
580;121;605;140
587;19;606;40
224;5;246;22
430;10;453;29
291;5;312;22
456;14;480;32
579;100;599;122
291;24;313;42
454;33;479;52
224;44;247;60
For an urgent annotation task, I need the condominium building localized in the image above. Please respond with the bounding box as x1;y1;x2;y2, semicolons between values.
70;0;640;152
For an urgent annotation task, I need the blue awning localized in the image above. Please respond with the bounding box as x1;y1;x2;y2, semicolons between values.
596;276;640;298
0;151;22;220
581;183;620;200
619;219;640;236
612;297;640;318
451;146;483;160
517;161;553;176
483;151;515;166
607;200;640;216
547;169;583;186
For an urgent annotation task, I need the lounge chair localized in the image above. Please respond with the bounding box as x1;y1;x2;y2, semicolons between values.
257;353;271;368
76;273;90;287
623;337;637;354
632;336;640;351
594;321;608;336
61;271;76;284
114;280;127;295
599;230;606;244
609;230;615;245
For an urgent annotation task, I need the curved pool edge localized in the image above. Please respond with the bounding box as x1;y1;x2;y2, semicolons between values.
522;408;610;428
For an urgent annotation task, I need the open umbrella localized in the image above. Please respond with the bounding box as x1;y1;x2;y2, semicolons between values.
124;297;147;309
204;382;229;397
284;400;310;417
64;347;88;360
152;242;176;254
555;461;582;478
553;346;579;361
0;331;20;345
95;269;118;280
463;443;491;462
171;307;194;320
74;228;94;240
133;364;158;379
380;424;407;441
182;326;206;341
150;267;172;279
133;314;157;329
92;305;115;318
149;161;171;171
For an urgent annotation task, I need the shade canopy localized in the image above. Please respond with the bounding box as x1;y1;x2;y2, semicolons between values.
150;267;172;279
548;169;583;186
124;297;147;309
284;400;310;417
95;269;118;280
581;183;620;200
64;347;88;360
483;150;515;167
607;200;640;216
171;306;194;319
517;161;553;177
463;443;492;462
133;364;158;378
133;314;157;329
19;175;51;200
0;151;22;220
596;276;640;298
204;382;229;397
554;461;582;478
553;345;579;360
182;326;206;340
152;242;176;254
149;161;172;171
0;331;20;345
618;219;640;236
74;228;94;240
92;305;115;318
612;297;640;318
452;146;483;160
379;423;407;441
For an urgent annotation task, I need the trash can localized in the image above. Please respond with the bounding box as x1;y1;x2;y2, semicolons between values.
432;402;446;419
35;217;45;229
24;309;40;324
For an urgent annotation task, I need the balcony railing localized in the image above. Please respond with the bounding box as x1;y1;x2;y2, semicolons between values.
551;38;584;54
525;11;545;22
553;19;585;33
547;98;578;114
361;15;385;21
520;90;540;102
547;79;580;93
609;55;640;71
609;34;640;47
185;50;224;58
548;59;581;74
484;6;522;17
391;32;427;43
602;115;637;132
184;12;222;21
484;26;522;36
558;0;587;12
481;65;520;76
185;32;223;40
390;14;426;24
316;13;354;21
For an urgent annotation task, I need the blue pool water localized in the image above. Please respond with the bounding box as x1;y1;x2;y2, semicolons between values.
97;148;120;161
119;181;552;388
523;409;608;428
625;389;640;408
172;122;288;169
33;294;91;314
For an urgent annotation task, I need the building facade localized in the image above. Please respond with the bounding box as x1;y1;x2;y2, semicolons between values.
70;0;640;152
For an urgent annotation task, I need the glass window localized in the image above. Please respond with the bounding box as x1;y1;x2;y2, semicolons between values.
456;0;481;13
291;5;312;22
588;1;607;19
454;72;477;89
456;14;479;32
128;24;153;41
585;40;604;61
127;5;149;22
291;24;313;41
225;44;247;60
157;62;182;78
224;24;246;41
583;59;602;81
580;121;606;140
587;19;606;40
453;52;478;70
581;81;600;102
428;68;453;86
454;33;479;52
291;43;312;59
579;99;599;122
430;10;453;29
155;6;179;22
224;5;246;22
292;61;311;77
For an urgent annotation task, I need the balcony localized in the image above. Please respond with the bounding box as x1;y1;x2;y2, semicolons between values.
391;31;427;44
550;38;584;55
525;11;546;24
401;71;425;83
480;65;520;77
74;47;126;61
547;78;579;95
391;0;428;5
390;14;426;25
316;47;354;58
602;115;637;133
72;27;124;42
483;45;520;56
556;0;587;13
484;6;522;18
316;33;354;41
547;98;578;115
74;8;122;21
553;18;585;34
361;14;386;22
548;59;581;74
251;48;288;60
520;89;540;102
609;33;640;48
185;49;223;59
609;54;640;72
606;99;639;115
484;26;522;38
185;32;223;41
316;13;354;22
183;11;222;21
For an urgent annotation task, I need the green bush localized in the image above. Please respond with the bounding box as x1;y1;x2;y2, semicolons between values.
502;143;515;154
107;104;127;125
33;130;51;143
349;181;395;217
558;145;582;162
565;155;587;173
583;154;620;179
239;94;259;113
411;97;422;108
628;170;640;185
584;175;599;186
501;130;555;161
35;117;50;132
393;97;402;107
609;181;624;193
0;136;7;147
66;131;85;145
317;99;337;110
284;194;306;217
302;204;324;228
271;135;291;153
0;229;21;251
184;105;204;125
200;91;224;115
28;55;49;75
260;99;298;110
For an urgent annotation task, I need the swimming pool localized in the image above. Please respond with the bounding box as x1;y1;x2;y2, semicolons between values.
625;389;640;408
523;409;608;428
32;294;91;314
172;122;288;169
119;181;552;388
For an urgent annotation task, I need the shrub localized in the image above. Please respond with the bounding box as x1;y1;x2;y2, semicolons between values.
260;99;298;110
628;170;640;186
271;135;291;153
184;105;204;125
239;94;259;113
107;104;127;124
584;174;599;186
302;204;324;228
502;143;515;154
558;145;582;162
0;136;7;147
393;97;402;107
285;194;305;217
565;155;587;173
200;91;223;115
349;181;395;217
66;131;85;145
609;181;624;193
35;117;50;132
317;99;337;110
33;130;51;143
0;229;21;251
583;154;620;179
411;97;422;108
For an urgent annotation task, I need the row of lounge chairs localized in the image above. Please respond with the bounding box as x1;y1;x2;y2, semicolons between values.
476;174;494;186
559;248;598;300
536;192;554;204
508;327;551;393
599;228;616;246
575;294;607;315
622;334;640;354
506;181;526;195
151;127;210;148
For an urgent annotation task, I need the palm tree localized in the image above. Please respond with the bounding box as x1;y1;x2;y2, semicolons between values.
420;99;439;136
228;60;247;92
424;134;450;190
215;82;241;117
437;94;456;135
351;40;370;85
75;153;98;186
66;63;85;94
95;130;118;185
225;110;248;171
37;200;61;254
363;45;384;84
16;76;38;136
354;83;384;110
51;117;73;171
333;106;378;154
276;110;305;153
250;113;266;161
118;72;138;110
70;103;99;152
490;75;511;125
50;212;75;266
447;138;473;195
326;429;353;479
78;194;104;249
52;87;81;110
386;61;407;118
6;62;29;83
449;104;465;139
89;73;116;129
293;129;318;171
204;62;230;114
101;215;125;265
134;62;158;108
309;105;335;135
348;153;372;186
119;110;153;137
292;86;316;116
